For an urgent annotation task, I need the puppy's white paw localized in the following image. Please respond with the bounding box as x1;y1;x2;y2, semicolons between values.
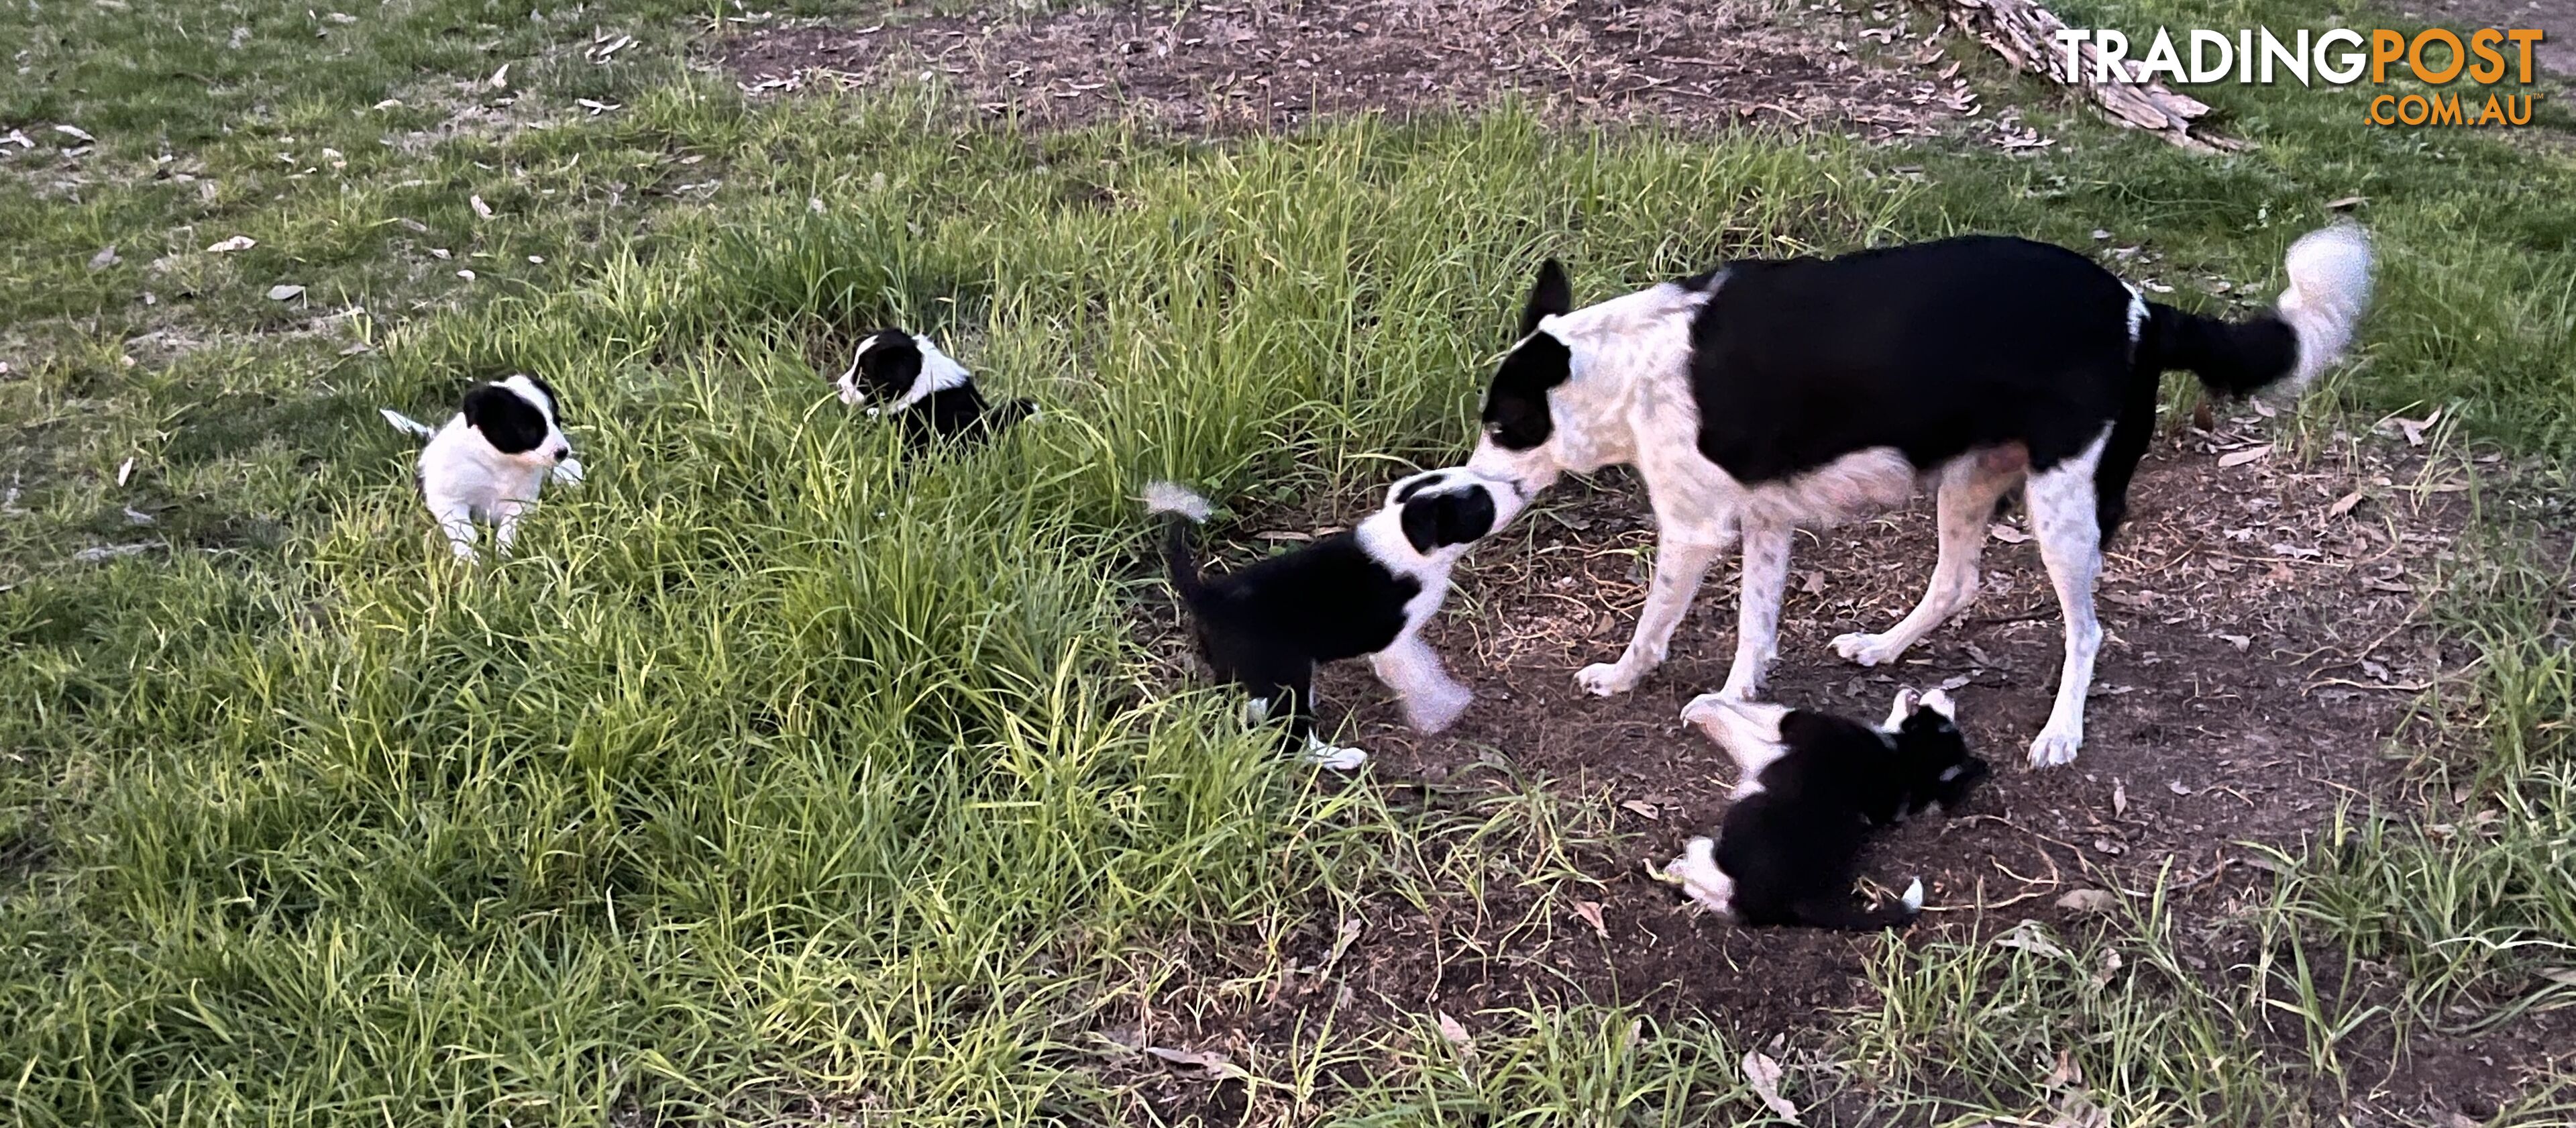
1299;742;1368;772
551;458;585;487
2027;723;2084;768
1662;837;1735;915
1831;631;1908;667
1576;660;1643;697
1405;682;1474;733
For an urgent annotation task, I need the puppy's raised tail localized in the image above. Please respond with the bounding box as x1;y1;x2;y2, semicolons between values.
2139;223;2375;398
380;408;438;441
1793;877;1926;932
1142;480;1214;603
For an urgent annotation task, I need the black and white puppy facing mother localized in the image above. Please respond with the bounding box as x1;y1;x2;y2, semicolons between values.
1144;468;1529;770
833;329;1036;447
381;373;582;562
1662;685;1988;931
1466;224;2375;767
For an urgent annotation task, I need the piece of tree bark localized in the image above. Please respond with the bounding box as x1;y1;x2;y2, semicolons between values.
1925;0;2247;152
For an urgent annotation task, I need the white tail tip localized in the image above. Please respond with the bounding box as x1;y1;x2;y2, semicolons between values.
2277;223;2375;391
380;408;436;440
1142;480;1214;523
1900;877;1925;912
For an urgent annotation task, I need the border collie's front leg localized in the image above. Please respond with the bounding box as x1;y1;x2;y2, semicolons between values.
1716;519;1791;701
1371;633;1474;733
2024;433;2110;768
1578;536;1724;697
1252;668;1366;771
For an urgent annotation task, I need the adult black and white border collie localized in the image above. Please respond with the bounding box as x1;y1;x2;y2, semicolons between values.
1663;686;1988;931
1144;468;1528;770
381;374;582;562
833;329;1036;447
1465;225;2373;766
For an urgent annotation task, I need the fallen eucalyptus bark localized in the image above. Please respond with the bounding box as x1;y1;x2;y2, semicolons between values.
1924;0;2248;152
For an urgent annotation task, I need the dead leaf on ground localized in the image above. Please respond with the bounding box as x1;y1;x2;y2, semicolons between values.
1571;900;1608;939
2055;888;2118;914
2328;489;2366;517
53;123;97;143
2216;444;2273;468
1994;919;2070;960
488;63;511;89
1989;523;2029;544
1619;799;1660;821
1742;1051;1801;1123
266;284;306;301
2111;778;2127;817
88;246;119;270
115;457;135;486
470;195;495;220
1435;1012;1472;1056
2324;195;2367;209
206;235;256;252
1142;1045;1246;1079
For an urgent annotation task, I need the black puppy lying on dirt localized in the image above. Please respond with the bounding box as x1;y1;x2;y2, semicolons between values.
1663;686;1989;931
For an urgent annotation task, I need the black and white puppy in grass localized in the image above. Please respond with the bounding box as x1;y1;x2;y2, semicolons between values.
381;374;582;562
1661;686;1989;931
1144;468;1528;770
833;329;1036;448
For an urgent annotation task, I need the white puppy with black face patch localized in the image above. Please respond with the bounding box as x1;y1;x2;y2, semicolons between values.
381;374;582;562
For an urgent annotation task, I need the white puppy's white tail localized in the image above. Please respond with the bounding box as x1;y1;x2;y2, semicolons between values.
380;408;437;441
1141;480;1214;524
2275;223;2375;391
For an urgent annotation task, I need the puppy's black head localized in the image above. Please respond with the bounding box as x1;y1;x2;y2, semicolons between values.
1388;468;1526;556
460;375;568;461
837;329;926;406
1399;489;1496;554
1895;703;1988;811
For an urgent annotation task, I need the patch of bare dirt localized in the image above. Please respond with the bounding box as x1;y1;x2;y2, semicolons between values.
722;0;2037;144
1120;408;2520;1120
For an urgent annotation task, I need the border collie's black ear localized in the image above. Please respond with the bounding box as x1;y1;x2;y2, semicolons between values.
460;384;548;454
1519;259;1572;339
1401;489;1498;554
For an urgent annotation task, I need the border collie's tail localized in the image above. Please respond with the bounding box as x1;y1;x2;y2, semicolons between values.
1142;481;1214;605
2139;223;2374;398
1793;877;1926;932
380;408;438;441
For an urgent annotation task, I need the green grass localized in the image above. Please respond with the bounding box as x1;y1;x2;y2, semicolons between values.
3;0;2573;1121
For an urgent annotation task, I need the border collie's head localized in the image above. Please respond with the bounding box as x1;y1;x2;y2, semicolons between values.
1880;687;1989;811
1466;260;1577;493
1384;467;1528;556
460;374;572;466
1466;260;1707;495
835;329;972;413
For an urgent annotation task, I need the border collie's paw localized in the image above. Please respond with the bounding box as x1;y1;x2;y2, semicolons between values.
1405;681;1474;733
1831;630;1907;667
1299;741;1368;772
1576;660;1643;697
2027;723;2083;768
